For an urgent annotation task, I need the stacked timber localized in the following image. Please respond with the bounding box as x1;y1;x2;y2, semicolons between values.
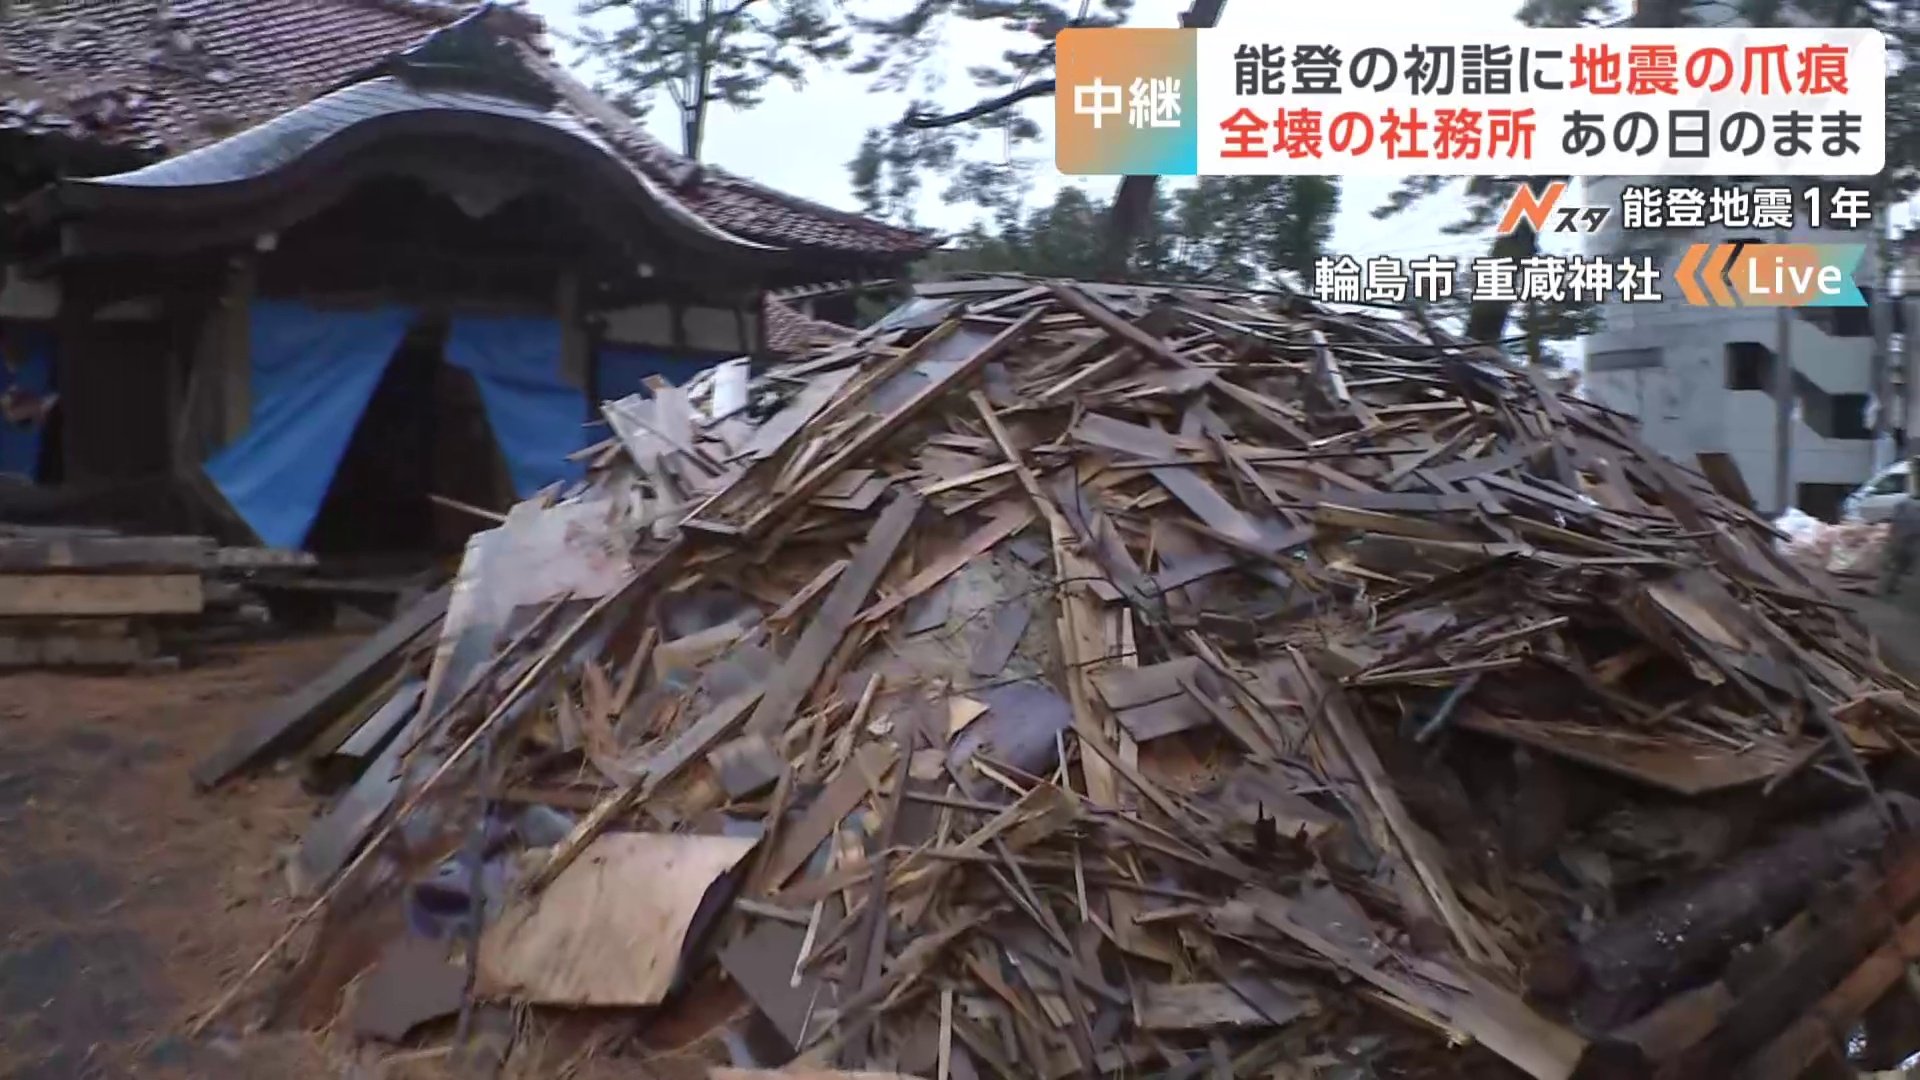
192;278;1920;1080
0;525;316;668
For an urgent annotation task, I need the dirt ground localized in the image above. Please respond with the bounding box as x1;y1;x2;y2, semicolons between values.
0;634;364;1080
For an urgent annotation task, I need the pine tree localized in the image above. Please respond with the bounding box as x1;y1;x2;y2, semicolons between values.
576;0;852;159
930;177;1341;289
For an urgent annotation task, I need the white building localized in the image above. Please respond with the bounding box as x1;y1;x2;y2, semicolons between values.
1579;0;1888;520
1579;183;1885;520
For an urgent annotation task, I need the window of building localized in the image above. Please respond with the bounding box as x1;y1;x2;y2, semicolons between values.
1725;341;1773;390
1795;483;1855;523
1828;393;1873;440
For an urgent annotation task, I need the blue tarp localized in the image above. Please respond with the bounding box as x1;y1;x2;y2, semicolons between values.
0;326;54;482
204;301;414;549
595;346;718;400
444;315;586;499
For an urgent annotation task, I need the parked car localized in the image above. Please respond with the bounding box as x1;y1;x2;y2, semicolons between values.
1843;460;1913;523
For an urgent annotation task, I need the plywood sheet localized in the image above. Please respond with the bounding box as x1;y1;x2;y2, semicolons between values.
478;832;757;1006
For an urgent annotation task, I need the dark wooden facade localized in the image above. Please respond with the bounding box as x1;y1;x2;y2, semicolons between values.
0;12;930;545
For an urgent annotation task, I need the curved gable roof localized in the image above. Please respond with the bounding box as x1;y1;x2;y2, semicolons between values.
59;73;782;260
0;0;522;152
2;0;937;261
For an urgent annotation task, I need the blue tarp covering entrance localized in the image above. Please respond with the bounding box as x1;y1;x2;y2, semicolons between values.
0;326;54;482
204;301;414;549
595;346;717;400
444;315;586;499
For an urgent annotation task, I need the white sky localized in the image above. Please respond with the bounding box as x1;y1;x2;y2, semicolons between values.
519;0;1616;265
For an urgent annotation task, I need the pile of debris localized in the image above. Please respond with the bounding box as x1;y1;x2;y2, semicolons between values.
0;524;317;668
195;278;1920;1080
1775;508;1890;586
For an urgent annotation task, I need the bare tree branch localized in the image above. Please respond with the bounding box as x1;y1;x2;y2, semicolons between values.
902;79;1057;129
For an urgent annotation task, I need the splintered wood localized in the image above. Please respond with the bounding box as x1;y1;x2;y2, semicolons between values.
203;278;1920;1080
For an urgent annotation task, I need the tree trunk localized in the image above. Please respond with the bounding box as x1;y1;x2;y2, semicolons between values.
1458;0;1682;351
685;0;715;159
1096;0;1230;277
1099;176;1159;278
1466;224;1538;348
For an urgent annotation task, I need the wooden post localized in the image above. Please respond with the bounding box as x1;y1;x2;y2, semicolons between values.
1098;0;1228;277
218;256;256;447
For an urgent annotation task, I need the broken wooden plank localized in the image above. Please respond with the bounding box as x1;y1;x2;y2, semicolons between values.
758;740;898;891
1135;981;1313;1032
744;311;1044;538
479;833;757;1006
192;586;449;788
746;492;921;738
1456;711;1799;797
860;501;1033;625
526;685;764;893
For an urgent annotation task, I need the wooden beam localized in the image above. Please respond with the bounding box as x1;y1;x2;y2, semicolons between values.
0;573;203;616
741;308;1043;539
0;536;213;572
220;256;256;446
744;490;921;737
190;585;449;789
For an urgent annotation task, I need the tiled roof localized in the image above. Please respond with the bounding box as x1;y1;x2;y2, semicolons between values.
71;74;780;256
763;295;855;357
518;46;938;257
1;0;936;259
0;0;514;151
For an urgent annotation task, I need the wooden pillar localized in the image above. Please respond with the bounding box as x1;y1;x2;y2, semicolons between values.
217;256;256;446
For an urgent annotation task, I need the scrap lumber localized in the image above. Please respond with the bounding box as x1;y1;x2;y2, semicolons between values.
0;534;214;571
0;525;322;671
0;572;203;616
191;586;449;789
193;276;1920;1079
477;832;756;1005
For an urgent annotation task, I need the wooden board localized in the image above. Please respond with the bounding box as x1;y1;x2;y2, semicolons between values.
0;574;203;617
1695;452;1756;510
1135;981;1311;1031
0;536;213;572
1458;711;1796;796
477;832;757;1006
745;492;921;738
192;585;448;789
